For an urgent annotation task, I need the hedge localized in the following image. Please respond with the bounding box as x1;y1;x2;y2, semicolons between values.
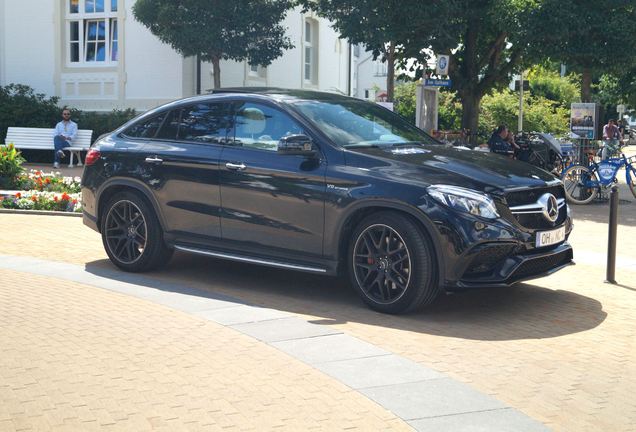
0;83;137;144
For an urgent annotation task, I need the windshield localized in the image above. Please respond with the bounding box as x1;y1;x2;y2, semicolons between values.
292;99;439;148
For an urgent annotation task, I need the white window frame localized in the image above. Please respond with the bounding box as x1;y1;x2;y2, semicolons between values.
66;0;118;67
303;19;318;85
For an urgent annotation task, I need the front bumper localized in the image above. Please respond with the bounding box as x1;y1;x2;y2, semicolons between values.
448;241;574;290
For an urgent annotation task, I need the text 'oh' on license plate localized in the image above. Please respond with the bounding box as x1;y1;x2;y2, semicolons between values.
536;226;566;247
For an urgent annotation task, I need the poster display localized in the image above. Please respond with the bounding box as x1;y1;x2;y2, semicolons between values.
570;103;597;139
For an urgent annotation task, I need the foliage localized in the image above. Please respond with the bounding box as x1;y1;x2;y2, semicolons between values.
536;0;636;100
528;66;580;107
0;84;60;144
438;91;462;131
73;109;137;140
1;191;82;213
393;81;417;123
133;0;294;88
0;84;136;146
0;143;26;189
479;90;569;139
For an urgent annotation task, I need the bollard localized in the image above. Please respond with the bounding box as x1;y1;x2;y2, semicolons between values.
605;185;619;284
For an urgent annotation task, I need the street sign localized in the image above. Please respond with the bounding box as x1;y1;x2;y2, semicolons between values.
436;55;450;75
514;80;529;91
424;79;452;87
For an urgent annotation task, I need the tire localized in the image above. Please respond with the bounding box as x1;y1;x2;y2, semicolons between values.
348;211;439;314
628;166;636;199
562;165;599;205
100;191;173;272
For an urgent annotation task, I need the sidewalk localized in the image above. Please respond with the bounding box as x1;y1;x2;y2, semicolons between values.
1;169;636;430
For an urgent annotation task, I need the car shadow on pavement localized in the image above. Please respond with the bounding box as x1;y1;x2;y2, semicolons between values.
85;252;607;342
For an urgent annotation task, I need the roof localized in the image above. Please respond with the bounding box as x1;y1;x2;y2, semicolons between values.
208;87;352;102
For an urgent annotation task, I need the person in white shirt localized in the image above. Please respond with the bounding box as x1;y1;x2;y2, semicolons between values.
53;108;78;168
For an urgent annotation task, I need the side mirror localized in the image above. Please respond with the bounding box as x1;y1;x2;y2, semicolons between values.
278;134;316;156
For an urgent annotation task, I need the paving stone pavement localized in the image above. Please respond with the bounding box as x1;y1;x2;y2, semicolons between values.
1;185;636;431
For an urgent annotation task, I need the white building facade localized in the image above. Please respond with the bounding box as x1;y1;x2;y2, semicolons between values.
0;0;359;112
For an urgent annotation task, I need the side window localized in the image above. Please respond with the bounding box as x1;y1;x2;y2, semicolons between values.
178;103;234;144
122;112;166;139
156;109;182;140
232;102;306;152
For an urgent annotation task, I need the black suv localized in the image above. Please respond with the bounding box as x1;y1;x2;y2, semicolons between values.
82;88;573;314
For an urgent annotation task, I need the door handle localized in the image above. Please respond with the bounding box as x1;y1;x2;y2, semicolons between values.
225;162;247;171
145;156;163;165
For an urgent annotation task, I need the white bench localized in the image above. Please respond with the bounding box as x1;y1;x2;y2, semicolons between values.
5;127;93;167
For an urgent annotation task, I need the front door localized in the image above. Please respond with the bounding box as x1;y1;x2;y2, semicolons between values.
219;101;327;259
143;101;233;243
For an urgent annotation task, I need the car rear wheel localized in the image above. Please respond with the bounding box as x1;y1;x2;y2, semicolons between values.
348;212;439;314
101;191;173;272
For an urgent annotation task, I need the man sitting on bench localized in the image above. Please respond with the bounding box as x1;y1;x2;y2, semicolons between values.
53;108;78;168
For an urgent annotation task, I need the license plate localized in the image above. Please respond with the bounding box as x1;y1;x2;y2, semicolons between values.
536;226;566;247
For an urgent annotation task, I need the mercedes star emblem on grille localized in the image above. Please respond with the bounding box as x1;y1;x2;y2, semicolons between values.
538;193;559;223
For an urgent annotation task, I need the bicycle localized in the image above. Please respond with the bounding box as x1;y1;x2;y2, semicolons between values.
561;152;636;204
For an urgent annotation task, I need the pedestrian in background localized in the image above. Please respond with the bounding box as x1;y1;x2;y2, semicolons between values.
53;108;78;169
602;119;620;160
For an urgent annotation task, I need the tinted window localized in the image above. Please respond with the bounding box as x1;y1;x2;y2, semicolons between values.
122;112;166;139
156;109;181;140
293;99;438;148
232;102;306;152
178;103;234;144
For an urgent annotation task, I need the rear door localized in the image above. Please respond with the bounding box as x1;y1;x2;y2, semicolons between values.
143;101;233;243
218;100;327;259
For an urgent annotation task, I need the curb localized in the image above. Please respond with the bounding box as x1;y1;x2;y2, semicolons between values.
0;208;81;217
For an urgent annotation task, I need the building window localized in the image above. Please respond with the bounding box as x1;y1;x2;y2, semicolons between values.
66;0;118;66
374;60;388;77
247;62;267;80
303;19;318;85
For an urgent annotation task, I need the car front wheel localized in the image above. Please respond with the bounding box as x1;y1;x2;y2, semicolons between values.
348;212;439;314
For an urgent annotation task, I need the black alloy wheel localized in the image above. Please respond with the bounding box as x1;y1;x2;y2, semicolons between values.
101;191;173;272
353;223;412;305
349;212;439;314
104;199;147;265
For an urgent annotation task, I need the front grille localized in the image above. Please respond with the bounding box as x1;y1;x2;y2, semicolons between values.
511;248;573;280
502;184;567;230
505;185;565;207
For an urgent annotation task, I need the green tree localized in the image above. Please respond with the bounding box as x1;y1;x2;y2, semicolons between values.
133;0;294;88
393;81;417;123
300;1;450;101
537;0;636;102
527;66;580;107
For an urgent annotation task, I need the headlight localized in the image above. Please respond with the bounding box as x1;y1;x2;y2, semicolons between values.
427;185;499;219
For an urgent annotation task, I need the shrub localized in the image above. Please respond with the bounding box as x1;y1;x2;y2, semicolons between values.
0;83;137;145
394;82;418;124
0;84;60;144
0;143;26;189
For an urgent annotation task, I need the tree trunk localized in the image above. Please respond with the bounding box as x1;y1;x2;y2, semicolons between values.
386;41;395;102
581;68;592;102
460;91;482;145
212;56;221;89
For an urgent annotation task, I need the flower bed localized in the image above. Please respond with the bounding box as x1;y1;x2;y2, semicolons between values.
0;170;82;213
1;190;82;213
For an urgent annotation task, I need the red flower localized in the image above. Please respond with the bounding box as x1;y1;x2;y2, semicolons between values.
61;193;70;201
45;178;51;184
31;196;37;202
72;199;78;204
15;192;21;199
54;196;59;202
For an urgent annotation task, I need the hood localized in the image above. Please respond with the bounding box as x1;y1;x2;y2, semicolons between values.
344;144;559;193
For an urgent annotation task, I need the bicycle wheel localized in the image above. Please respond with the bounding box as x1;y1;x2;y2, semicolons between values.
562;165;599;205
628;165;636;199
